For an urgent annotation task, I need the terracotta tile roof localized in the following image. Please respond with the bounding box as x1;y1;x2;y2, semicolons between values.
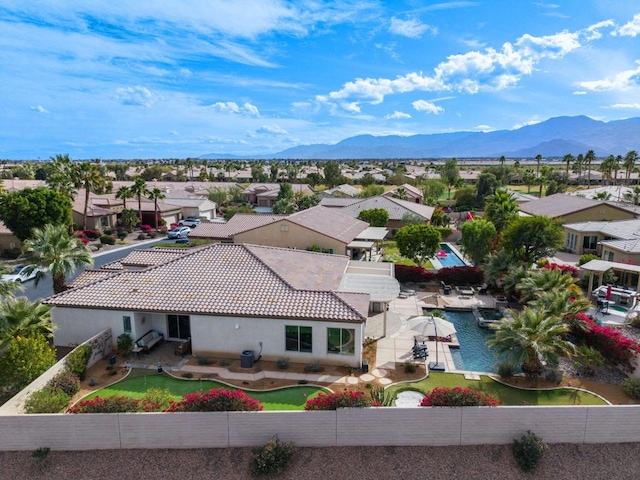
190;214;286;239
520;193;634;219
44;244;368;323
285;206;369;243
99;248;193;270
69;270;121;288
336;195;435;221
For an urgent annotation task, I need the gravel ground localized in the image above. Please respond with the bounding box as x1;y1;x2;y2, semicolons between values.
3;444;640;479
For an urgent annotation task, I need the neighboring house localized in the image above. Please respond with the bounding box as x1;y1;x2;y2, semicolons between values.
563;219;640;258
72;190;121;230
0;220;21;257
506;190;539;205
519;193;637;224
43;243;401;368
164;197;217;221
243;183;315;207
191;206;387;259
320;195;435;230
320;184;361;198
384;184;424;204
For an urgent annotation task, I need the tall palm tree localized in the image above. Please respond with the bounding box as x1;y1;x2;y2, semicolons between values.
584;150;596;187
47;154;78;199
0;298;54;348
624;150;638;187
522;169;535;194
77;161;105;230
21;223;93;294
614;154;622;186
516;268;579;304
599;155;615;186
528;290;591;331
573;154;584;185
535;154;542;179
129;177;149;224
485;250;523;290
562;153;574;178
115;185;134;210
488;307;575;377
148;187;166;231
484;188;518;233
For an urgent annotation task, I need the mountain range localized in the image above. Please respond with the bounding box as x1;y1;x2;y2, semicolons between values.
200;115;640;160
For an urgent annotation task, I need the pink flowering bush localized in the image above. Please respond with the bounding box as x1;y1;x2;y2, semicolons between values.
419;387;500;407
543;262;579;277
140;224;153;233
165;388;263;412
304;390;371;410
67;395;141;414
394;265;434;283
72;231;89;245
436;266;484;285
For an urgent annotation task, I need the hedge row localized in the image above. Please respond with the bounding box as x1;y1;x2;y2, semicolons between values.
395;265;484;285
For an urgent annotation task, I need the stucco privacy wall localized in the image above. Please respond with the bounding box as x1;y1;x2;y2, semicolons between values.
0;329;113;416
2;406;640;451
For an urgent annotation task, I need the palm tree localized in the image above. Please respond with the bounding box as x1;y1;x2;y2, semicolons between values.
593;191;611;201
516;268;578;304
562;153;574;178
21;223;93;294
484;188;518;233
0;298;54;348
535;154;542;179
585;150;596;187
614;155;622;186
120;208;139;232
573;154;584;185
485;249;522;290
599;155;616;186
624;150;638;186
115;185;134;210
47;154;78;199
528;290;591;331
624;185;640;205
522;169;535;194
77;161;105;230
488;307;575;377
129;177;149;224
148;187;166;231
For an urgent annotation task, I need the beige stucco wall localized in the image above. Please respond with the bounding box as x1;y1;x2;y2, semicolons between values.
560;205;635;224
234;220;348;254
0;232;21;256
51;307;136;348
563;228;602;255
600;247;640;266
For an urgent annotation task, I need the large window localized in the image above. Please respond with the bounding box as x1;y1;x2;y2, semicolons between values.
583;235;598;250
123;316;131;333
285;326;312;352
167;314;191;340
566;232;577;252
327;328;355;355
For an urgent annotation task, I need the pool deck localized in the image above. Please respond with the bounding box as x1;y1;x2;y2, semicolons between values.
373;290;497;376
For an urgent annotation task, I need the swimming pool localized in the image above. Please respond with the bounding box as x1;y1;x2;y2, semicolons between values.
423;309;499;372
435;243;467;268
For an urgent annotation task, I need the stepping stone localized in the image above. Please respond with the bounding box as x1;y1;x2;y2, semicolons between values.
464;373;481;380
347;376;359;385
371;368;387;378
378;378;392;385
359;373;375;382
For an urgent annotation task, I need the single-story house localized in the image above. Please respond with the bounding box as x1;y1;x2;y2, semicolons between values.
320;184;361;198
0;220;21;257
243;183;315;207
563;219;640;258
72;191;121;230
384;184;424;204
519;193;637;224
43;243;402;368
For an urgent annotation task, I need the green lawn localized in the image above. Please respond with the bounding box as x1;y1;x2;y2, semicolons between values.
386;372;607;406
86;371;326;411
381;241;434;268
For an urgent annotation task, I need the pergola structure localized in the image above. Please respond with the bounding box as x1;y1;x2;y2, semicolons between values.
580;259;640;299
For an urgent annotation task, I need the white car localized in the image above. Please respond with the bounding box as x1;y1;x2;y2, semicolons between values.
179;217;201;228
1;264;41;282
167;226;191;239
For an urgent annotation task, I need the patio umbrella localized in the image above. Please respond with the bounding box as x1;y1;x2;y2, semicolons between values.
406;316;457;371
420;293;453;308
606;285;612;301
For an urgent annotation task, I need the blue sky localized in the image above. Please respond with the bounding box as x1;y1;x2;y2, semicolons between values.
1;1;639;160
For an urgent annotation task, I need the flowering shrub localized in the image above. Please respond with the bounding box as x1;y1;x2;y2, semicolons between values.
140;224;153;233
67;395;141;413
436;266;484;286
83;229;101;240
47;370;80;397
419;387;500;407
165;388;263;412
72;231;89;245
304;390;371;410
572;314;640;371
543;262;579;277
394;265;434;283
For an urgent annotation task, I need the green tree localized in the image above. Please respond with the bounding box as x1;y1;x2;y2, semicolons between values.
584;150;596;186
129;177;149;224
77;162;105;230
488;307;575;377
484;188;519;233
22;223;93;294
115;185;134;210
500;216;563;264
272;198;297;214
277;183;294;201
207;187;228;206
0;187;72;241
224;204;256;221
357;208;389;227
295;193;319;211
421;178;446;205
46;154;78;199
460;219;497;266
599;155;617;186
624;150;638;187
0;335;56;402
148;187;166;231
120;208;139;232
441;158;459;199
475;172;500;208
323;161;342;188
563;153;574;178
394;224;442;266
522;169;535;194
360;184;384;197
453;185;476;211
0;298;53;349
485;249;522;288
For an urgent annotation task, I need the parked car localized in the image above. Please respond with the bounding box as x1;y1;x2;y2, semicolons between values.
167;226;191;239
1;264;41;282
178;217;201;228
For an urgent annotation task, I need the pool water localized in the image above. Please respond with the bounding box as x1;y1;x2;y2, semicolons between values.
435;243;467;268
424;309;499;372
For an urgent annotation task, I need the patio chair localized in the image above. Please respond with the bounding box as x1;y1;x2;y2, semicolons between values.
478;283;489;295
440;281;452;295
174;338;192;357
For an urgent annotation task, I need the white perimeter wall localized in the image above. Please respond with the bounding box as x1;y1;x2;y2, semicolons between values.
1;406;640;451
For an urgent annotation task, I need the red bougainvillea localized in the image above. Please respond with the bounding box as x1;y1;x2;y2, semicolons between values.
304;390;371;410
543;262;579;277
164;388;263;412
67;395;141;414
419;387;500;407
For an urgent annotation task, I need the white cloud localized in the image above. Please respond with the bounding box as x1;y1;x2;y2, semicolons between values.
573;90;587;95
389;17;434;39
512;119;542;129
610;103;640;109
412;100;444;114
243;102;260;116
475;124;492;131
255;124;288;135
385;111;412;119
29;105;49;114
577;62;640;91
613;13;640;37
115;86;157;107
210;101;260;116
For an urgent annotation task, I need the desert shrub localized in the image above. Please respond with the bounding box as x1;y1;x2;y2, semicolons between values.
182;372;194;379
578;253;599;266
630;313;640;329
32;447;50;463
165;388;263;412
117;231;128;240
137;233;146;240
513;430;548;472
196;356;211;366
99;234;115;245
47;369;80;397
24;387;71;414
419;387;500;407
621;377;640;399
141;388;174;411
249;435;296;477
117;333;133;353
304;390;370;410
68;395;141;413
496;361;516;380
403;362;417;374
65;344;92;381
369;386;394;407
219;358;231;367
83;229;101;240
437;266;484;285
103;228;113;235
543;368;563;384
276;357;290;370
304;362;322;373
